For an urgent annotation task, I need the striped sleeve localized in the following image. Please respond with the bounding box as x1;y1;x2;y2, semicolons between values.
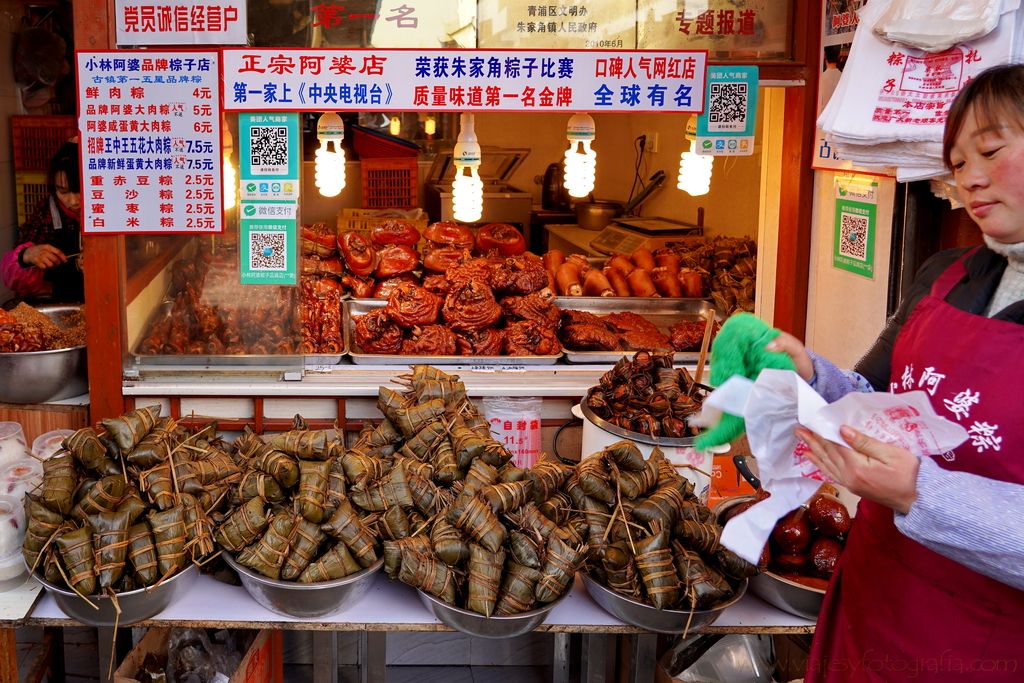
806;350;875;402
894;457;1024;591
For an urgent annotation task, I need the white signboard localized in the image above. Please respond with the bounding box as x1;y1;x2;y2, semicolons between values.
222;49;707;113
115;0;247;46
78;51;223;234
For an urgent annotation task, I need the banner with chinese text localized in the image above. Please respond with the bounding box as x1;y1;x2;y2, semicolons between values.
221;48;707;113
114;0;247;46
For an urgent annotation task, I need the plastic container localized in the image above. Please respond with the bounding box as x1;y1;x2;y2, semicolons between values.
32;429;75;460
1;458;44;500
0;494;26;557
0;547;27;590
0;423;29;469
360;158;418;209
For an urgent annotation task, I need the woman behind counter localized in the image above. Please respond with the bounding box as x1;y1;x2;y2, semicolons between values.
1;141;83;302
766;63;1024;682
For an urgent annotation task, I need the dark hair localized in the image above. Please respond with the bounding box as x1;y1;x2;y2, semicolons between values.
942;64;1024;168
47;141;79;196
823;45;841;67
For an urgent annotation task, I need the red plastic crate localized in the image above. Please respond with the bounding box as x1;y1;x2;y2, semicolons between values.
360;158;418;209
11;115;77;171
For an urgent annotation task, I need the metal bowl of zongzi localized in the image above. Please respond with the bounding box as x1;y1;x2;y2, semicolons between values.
30;563;197;626
417;589;566;639
223;552;383;618
581;572;746;634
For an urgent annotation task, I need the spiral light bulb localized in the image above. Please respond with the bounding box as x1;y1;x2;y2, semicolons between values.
452;113;483;223
563;113;597;198
676;140;714;196
424;114;436;137
315;112;346;198
389;115;402;136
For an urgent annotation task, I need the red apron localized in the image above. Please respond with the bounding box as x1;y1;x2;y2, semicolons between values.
806;251;1024;682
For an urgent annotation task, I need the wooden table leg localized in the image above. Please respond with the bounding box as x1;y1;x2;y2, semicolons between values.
630;634;657;683
312;632;338;683
0;628;16;683
359;632;386;683
580;634;610;682
551;633;571;683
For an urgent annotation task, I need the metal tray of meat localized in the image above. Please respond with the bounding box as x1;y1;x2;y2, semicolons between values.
345;299;562;365
555;297;716;364
130;300;344;367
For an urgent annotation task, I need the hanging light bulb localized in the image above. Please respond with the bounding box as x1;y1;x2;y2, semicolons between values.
222;123;237;211
315;112;346;198
563;113;596;198
677;115;714;196
451;113;483;223
389;115;402;136
424;114;436;137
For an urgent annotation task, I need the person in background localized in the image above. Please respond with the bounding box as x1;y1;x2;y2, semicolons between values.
817;44;842;115
1;141;83;302
768;63;1024;681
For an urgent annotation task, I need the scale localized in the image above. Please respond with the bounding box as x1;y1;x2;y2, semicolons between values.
588;217;704;256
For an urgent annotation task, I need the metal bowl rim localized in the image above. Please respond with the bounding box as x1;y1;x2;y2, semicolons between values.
416;586;566;622
223;551;384;589
581;571;748;615
579;400;698;447
0;305;86;355
754;569;827;595
29;561;197;598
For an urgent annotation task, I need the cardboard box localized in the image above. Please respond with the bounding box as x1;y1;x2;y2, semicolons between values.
115;628;283;683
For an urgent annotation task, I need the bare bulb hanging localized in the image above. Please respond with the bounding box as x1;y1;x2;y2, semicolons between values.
424;114;436;137
222;124;237;211
452;113;483;223
315;112;346;198
677;115;713;196
389;115;402;136
563;113;596;198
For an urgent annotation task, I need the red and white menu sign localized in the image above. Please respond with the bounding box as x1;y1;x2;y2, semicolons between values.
115;0;247;46
77;51;223;234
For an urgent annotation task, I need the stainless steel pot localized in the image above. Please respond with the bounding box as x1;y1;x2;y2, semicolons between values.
0;305;86;404
417;588;564;638
575;200;623;230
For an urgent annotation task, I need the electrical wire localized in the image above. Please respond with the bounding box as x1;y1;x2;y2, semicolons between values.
628;136;647;204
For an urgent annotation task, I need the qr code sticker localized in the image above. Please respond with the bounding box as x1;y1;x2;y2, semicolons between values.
249;231;288;271
249;125;288;173
839;212;869;261
708;82;748;132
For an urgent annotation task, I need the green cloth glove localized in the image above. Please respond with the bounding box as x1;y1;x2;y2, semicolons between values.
694;312;797;450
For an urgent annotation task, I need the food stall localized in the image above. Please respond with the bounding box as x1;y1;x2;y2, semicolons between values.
8;1;830;680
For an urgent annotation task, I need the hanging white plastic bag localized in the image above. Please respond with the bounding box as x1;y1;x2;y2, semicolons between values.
482;397;543;469
873;0;1012;52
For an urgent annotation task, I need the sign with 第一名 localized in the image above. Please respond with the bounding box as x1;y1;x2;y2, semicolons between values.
114;0;247;46
78;51;222;234
221;49;707;113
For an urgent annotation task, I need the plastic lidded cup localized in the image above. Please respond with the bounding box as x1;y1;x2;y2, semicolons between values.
32;429;76;461
0;423;28;469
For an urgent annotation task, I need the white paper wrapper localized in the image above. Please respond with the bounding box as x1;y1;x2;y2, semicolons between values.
698;369;969;564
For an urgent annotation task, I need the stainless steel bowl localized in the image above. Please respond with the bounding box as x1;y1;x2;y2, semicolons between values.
581;573;747;634
223;552;383;618
749;571;824;620
417;589;564;639
0;305;86;404
31;563;197;626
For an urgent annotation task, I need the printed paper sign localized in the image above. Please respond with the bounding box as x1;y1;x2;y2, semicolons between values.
832;176;877;279
240;211;297;286
115;0;247;46
239;113;301;202
222;48;707;113
695;65;758;156
78;51;222;234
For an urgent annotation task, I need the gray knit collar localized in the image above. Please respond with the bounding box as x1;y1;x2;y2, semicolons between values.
983;235;1024;273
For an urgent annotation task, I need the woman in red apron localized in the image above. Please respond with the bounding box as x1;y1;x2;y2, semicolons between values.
774;65;1024;681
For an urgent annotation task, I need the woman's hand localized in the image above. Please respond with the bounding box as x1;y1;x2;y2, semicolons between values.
765;331;815;382
794;425;920;514
22;244;67;270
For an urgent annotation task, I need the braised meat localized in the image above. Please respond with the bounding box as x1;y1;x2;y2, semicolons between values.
401;325;457;356
446;255;497;287
501;291;560;328
354;309;403;354
560;309;606;327
668;319;720;352
422;247;469;274
561;323;622;351
620;330;672;351
338;231;378;277
455;327;506;356
504;320;561;356
489;253;549;295
604;311;660;335
370;219;421;248
374;244;419;278
421;274;450;296
385;283;442;328
442;280;502;332
372;274;418;299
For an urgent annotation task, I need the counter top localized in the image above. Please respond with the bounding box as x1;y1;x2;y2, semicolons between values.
26;572;814;634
